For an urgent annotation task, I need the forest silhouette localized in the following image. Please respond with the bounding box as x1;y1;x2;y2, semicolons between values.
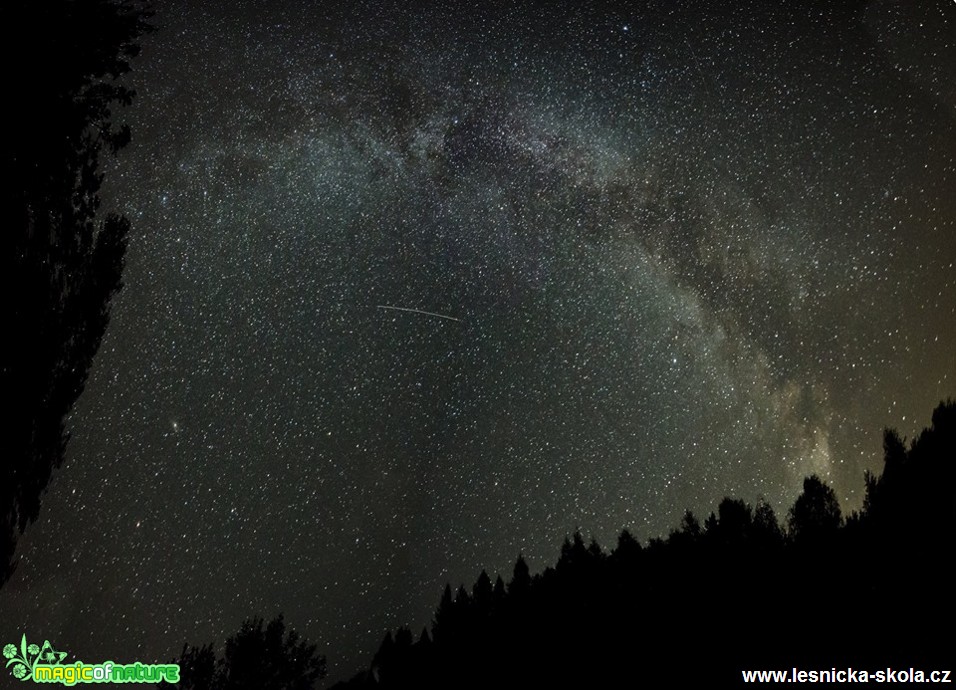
326;400;954;688
180;401;953;689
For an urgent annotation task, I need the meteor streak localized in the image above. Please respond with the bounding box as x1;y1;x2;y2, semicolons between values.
376;305;463;323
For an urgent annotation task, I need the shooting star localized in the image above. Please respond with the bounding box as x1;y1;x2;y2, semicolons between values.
377;305;463;323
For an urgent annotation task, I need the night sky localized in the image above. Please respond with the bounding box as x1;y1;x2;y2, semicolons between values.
2;0;954;683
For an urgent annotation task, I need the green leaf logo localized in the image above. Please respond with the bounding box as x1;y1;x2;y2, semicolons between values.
4;634;67;682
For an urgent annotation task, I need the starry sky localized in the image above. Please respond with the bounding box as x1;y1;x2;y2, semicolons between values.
2;0;954;683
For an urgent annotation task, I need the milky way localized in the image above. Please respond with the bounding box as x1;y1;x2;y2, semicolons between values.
2;0;954;681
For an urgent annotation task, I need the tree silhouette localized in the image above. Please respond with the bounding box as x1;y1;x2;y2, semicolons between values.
861;400;955;545
556;531;589;573
177;615;326;690
431;583;455;643
2;0;152;586
752;498;784;546
508;554;531;599
668;509;702;548
471;569;493;617
610;528;642;566
176;643;217;690
787;474;842;541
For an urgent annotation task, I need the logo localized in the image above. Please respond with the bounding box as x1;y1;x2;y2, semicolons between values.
4;635;180;685
4;635;66;681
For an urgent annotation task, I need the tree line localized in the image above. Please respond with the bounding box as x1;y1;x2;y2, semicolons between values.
177;400;953;689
